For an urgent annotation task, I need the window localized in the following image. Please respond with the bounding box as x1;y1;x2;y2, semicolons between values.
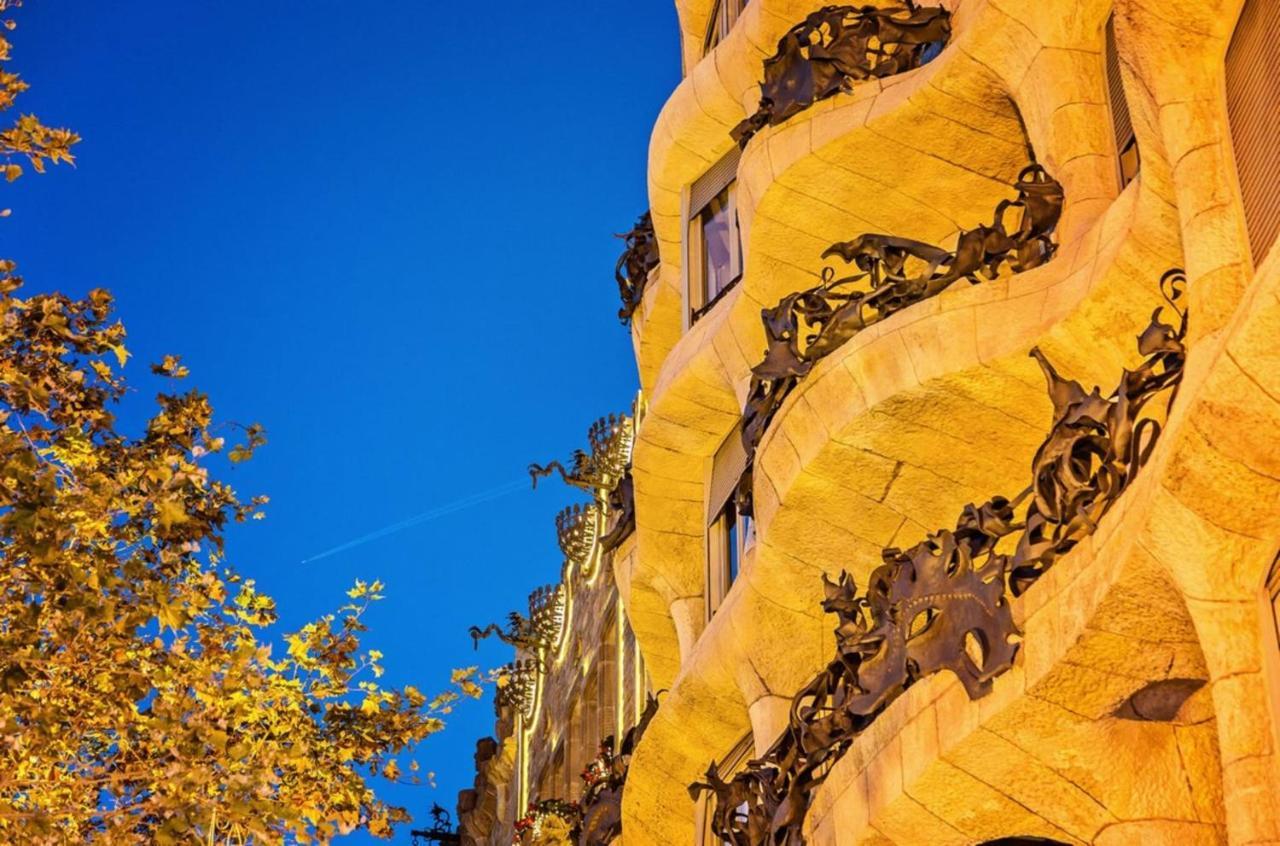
1226;0;1280;264
1104;14;1140;188
696;733;755;844
706;430;753;619
704;0;749;55
685;149;744;326
691;185;743;321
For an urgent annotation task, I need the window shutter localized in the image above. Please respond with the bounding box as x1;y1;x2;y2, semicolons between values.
1104;14;1139;186
1226;0;1280;265
689;147;742;217
1104;16;1134;154
707;428;748;525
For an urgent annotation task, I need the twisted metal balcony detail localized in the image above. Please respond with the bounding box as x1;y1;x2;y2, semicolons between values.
733;2;951;147
736;163;1065;517
694;271;1189;846
614;212;660;324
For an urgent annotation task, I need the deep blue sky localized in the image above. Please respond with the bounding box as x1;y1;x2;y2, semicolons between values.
6;3;679;841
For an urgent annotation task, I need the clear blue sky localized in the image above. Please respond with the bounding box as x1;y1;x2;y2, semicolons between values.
5;3;679;841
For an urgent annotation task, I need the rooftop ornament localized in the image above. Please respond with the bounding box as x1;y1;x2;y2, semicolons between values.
614;212;660;324
530;411;638;557
732;2;952;148
494;659;541;722
736;162;1065;517
694;271;1188;845
556;503;601;573
469;584;565;664
410;804;461;845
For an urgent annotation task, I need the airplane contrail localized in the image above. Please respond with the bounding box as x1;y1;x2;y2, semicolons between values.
299;478;530;564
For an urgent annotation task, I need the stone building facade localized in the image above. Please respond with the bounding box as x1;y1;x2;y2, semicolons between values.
457;0;1280;844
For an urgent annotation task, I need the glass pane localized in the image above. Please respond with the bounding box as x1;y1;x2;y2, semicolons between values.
726;506;739;586
700;187;740;305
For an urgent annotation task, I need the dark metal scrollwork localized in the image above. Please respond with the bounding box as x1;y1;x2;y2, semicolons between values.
410;804;460;845
694;271;1188;845
733;2;952;147
736;163;1065;517
615;212;660;324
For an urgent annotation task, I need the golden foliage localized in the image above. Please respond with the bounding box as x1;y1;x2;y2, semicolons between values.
0;6;480;843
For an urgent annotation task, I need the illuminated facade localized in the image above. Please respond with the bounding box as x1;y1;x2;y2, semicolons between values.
458;0;1280;843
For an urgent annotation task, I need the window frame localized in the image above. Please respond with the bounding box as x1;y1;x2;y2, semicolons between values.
695;732;756;844
688;182;744;323
703;0;749;56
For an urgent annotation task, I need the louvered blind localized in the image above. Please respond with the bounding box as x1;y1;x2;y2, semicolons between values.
1105;15;1138;185
690;146;742;216
706;427;747;525
1226;0;1280;265
1104;16;1133;151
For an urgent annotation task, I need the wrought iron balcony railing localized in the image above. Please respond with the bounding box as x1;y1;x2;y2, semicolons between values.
735;162;1065;518
614;212;660;324
693;271;1189;846
732;2;952;147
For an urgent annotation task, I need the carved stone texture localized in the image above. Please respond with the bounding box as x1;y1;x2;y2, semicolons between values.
456;737;502;846
578;694;661;846
733;2;952;147
736;163;1065;517
614;212;660;323
695;272;1188;845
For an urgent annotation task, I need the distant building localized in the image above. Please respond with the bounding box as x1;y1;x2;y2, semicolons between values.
458;0;1280;843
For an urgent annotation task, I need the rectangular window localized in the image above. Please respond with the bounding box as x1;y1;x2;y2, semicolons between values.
691;184;743;321
1105;14;1140;188
704;0;749;54
707;500;751;619
685;148;743;327
1226;0;1280;265
706;429;751;619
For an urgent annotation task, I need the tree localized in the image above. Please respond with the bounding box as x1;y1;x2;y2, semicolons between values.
0;5;479;842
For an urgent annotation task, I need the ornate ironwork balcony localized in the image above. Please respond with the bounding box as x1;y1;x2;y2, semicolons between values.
556;503;601;573
735;163;1065;517
494;659;540;722
614;212;660;324
693;271;1189;846
578;694;660;846
732;2;952;147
